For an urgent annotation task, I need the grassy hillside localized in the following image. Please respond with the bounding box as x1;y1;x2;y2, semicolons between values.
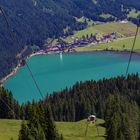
76;36;140;52
0;119;105;140
0;120;21;140
94;22;140;36
64;22;140;42
56;119;106;140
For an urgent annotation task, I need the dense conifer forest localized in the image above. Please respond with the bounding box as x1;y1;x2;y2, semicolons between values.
0;74;140;139
0;0;140;79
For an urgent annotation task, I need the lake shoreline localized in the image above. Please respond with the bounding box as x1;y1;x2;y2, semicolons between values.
0;51;47;86
1;49;140;86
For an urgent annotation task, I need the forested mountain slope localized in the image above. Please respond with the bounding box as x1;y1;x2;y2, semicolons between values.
0;0;140;79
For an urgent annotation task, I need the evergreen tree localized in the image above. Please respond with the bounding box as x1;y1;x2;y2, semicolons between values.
43;105;59;140
106;95;137;140
19;104;61;140
19;121;30;140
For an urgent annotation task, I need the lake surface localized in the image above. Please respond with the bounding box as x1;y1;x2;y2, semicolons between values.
4;51;140;103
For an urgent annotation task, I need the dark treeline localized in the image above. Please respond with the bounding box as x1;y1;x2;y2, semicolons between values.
46;74;140;121
1;0;140;79
0;87;20;119
0;74;140;138
0;74;140;120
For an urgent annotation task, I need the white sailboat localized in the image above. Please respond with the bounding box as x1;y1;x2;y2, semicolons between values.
60;52;63;61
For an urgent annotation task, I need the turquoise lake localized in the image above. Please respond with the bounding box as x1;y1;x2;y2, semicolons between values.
4;51;140;103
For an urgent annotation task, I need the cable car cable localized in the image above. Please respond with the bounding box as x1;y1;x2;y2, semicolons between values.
0;5;56;119
125;19;140;77
0;5;44;99
0;96;17;118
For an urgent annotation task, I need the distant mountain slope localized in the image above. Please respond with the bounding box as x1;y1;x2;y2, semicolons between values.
0;0;140;79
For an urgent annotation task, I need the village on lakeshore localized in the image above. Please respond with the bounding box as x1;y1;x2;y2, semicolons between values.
36;32;117;54
0;32;119;85
1;20;140;86
0;32;118;85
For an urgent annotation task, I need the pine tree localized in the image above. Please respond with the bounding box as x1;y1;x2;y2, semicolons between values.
29;122;46;140
19;121;30;140
43;105;59;140
106;95;138;140
120;114;135;140
8;92;15;119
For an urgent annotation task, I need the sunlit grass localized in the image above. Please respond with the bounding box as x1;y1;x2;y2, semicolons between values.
0;119;105;140
76;36;140;52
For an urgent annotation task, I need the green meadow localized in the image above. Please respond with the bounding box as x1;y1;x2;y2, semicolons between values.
64;26;101;42
0;119;22;140
57;119;105;140
64;22;140;42
76;36;140;52
0;119;105;140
